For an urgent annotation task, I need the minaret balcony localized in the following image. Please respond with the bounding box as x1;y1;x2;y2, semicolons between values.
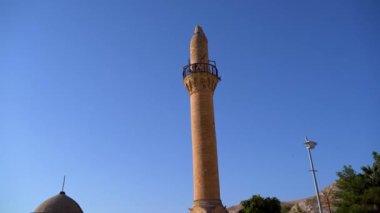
183;61;221;80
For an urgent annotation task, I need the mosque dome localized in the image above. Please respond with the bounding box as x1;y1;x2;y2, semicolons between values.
34;191;83;213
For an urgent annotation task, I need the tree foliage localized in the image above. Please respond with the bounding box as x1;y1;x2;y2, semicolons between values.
334;151;380;213
239;194;281;213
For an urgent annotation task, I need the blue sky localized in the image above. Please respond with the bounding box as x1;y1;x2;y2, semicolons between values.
1;0;379;212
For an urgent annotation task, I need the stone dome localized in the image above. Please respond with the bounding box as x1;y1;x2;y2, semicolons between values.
34;191;83;213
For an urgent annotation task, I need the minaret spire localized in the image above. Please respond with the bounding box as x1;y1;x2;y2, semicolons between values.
183;26;227;213
190;25;209;65
194;25;202;33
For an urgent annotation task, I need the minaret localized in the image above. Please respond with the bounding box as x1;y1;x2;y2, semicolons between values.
183;25;228;213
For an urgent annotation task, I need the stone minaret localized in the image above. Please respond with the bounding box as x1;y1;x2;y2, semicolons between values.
183;25;228;213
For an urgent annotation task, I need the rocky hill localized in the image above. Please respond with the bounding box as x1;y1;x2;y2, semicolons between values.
227;183;337;213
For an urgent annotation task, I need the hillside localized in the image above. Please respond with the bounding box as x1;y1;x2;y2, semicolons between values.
227;183;337;213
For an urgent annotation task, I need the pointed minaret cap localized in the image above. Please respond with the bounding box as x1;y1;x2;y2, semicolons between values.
194;25;204;34
190;25;208;64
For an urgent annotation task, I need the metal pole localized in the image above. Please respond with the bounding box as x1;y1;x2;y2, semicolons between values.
306;147;323;213
61;175;66;192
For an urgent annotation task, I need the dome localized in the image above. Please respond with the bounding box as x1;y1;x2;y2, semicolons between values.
34;191;83;213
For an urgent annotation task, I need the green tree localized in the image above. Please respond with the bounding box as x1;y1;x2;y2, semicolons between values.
334;151;380;213
239;195;281;213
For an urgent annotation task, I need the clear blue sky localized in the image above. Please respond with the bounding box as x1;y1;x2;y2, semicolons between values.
1;0;379;212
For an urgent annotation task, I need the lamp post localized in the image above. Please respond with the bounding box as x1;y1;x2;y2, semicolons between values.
304;137;323;213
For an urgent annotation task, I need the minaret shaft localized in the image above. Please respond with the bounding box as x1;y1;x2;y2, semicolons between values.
190;91;220;200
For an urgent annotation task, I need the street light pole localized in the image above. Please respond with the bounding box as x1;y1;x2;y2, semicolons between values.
304;137;323;213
